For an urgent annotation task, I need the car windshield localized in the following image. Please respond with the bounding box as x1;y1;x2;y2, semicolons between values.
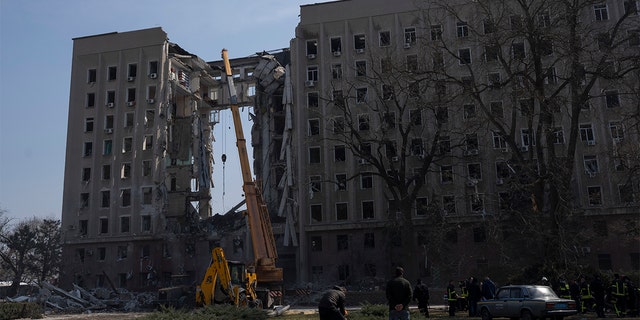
529;287;559;299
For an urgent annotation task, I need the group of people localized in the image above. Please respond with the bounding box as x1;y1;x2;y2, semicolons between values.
446;276;496;317
555;273;639;318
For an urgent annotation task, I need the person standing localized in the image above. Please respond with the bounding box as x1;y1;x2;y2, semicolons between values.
590;274;606;318
318;285;348;320
467;277;481;317
481;276;496;301
386;267;413;320
413;279;430;318
447;280;458;316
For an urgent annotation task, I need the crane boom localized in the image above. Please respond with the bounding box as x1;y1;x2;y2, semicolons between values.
221;49;282;286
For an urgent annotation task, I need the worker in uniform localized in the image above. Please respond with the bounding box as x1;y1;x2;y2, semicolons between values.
610;273;627;317
624;276;638;317
557;278;571;299
413;279;430;318
318;285;348;320
447;280;458;316
458;280;468;312
579;276;594;313
590;274;606;318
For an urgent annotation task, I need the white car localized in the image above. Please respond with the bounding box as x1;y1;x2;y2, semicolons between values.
477;285;577;320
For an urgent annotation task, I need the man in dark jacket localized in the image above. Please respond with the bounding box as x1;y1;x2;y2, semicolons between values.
318;285;347;320
467;277;482;317
413;279;430;317
386;267;412;320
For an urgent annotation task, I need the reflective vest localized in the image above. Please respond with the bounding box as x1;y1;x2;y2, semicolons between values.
581;283;592;299
558;283;571;299
448;287;458;301
611;281;627;297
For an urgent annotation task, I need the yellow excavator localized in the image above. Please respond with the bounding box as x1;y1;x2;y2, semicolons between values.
195;49;284;309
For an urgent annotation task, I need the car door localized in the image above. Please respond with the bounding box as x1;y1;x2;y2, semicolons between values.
492;287;511;317
506;287;524;316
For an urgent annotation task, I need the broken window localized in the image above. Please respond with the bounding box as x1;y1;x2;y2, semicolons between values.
83;142;93;157
416;197;429;216
127;88;136;104
336;203;348;221
458;48;471;65
308;119;320;136
82;167;91;182
335;173;347;190
364;233;375;248
142;187;152;205
121;189;131;207
496;161;512;180
610;121;624;141
334;145;346;162
142;160;152;177
80;193;89;209
580;124;595;143
310;175;322;193
117;246;128;260
379;31;391;47
310;204;322;223
330;37;342;55
306;39;318;57
88;68;96;83
124;112;134;127
437;136;451;154
311;236;322;251
588;186;603;206
404;27;416;44
102;165;111;180
442;195;456;214
148;61;158;76
441;165;453;183
468;163;482;180
99;217;109;233
356;88;368;104
332;116;344;133
309;146;321;164
354;34;366;51
361;172;373;189
331;63;342;79
120;216;130;233
584;155;599;174
122;137;132;153
87;93;95;108
108;66;117;81
605;90;620;108
553;127;565;144
144;135;153;150
383;111;396;129
411;138;423;156
307;92;319;108
145;110;155;127
464;104;476;120
128;63;137;79
362;200;374;219
521;128;536;147
355;60;367;77
84;117;94;132
141;216;151;232
337;234;349;250
512;42;526;60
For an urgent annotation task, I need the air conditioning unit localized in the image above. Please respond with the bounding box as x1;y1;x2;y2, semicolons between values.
127;101;136;107
147;98;155;104
106;102;114;108
307;54;316;59
305;80;315;87
391;156;399;162
358;159;367;165
404;43;411;49
149;73;158;79
356;48;365;54
496;178;504;185
587;140;596;146
104;128;113;134
333;51;341;57
127;76;135;82
519;146;529;152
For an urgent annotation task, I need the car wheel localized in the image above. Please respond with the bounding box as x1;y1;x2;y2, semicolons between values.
520;310;533;320
481;308;492;320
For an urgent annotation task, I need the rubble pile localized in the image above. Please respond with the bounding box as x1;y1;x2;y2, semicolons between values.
6;281;157;314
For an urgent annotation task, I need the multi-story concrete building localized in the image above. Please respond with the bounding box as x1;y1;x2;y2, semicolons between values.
290;0;639;286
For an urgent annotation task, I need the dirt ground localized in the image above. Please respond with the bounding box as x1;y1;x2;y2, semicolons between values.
41;312;151;319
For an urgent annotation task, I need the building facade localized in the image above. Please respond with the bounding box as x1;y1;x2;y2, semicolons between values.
290;0;639;287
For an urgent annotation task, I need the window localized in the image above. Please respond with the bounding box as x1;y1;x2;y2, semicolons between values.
127;63;137;79
406;55;418;72
330;37;342;54
461;104;476;120
332;90;344;108
145;110;155;127
512;43;526;59
310;204;322;222
88;68;97;83
594;3;609;21
609;121;624;141
456;21;469;38
336;173;347;190
496;161;512;179
126;88;136;104
306;66;318;82
488;73;501;88
458;48;471;64
379;31;391;47
443;195;456;214
142;215;151;232
510;15;522;29
483;19;495;34
381;57;393;73
354;34;366;51
364;233;375;248
588;186;602;206
383;111;396;129
625;1;639;14
485;45;500;62
142;160;152;177
584;155;599;174
308;119;320;136
431;25;442;40
338;264;350;281
142;187;152;205
605;90;620;108
122;137;132;153
492;131;507;149
410;109;422;125
541;38;554;56
311;236;322;251
336;203;348;221
404;27;416;45
80;193;89;208
619;184;634;203
361;172;373;189
309;175;322;193
355;60;367;76
362;200;374;219
356;88;368;104
465;133;479;151
333;116;344;133
498;192;510;210
553;127;565;144
121;189;131;207
121;163;131;179
87;93;95;108
108;66;117;81
416;197;428;216
309;147;321;164
334;145;346;162
441;165;453;183
411;138;423;156
125;112;134;127
117;246;128;260
331;64;342;79
143;135;153;150
83;141;93;157
102;164;111;180
100;217;109;233
148;61;158;75
579;124;595;143
306;39;318;56
468;163;482;181
105;115;114;130
473;227;486;242
385;141;397;159
490;102;503;119
358;113;370;130
538;10;551;27
470;195;485;213
519;98;534;116
308;92;319;108
521;128;536;147
106;91;115;105
438;136;451;154
614;157;627;172
120;216;130;233
85;117;94;132
436;106;448;124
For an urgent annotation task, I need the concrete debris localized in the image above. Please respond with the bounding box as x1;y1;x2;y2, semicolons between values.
6;281;158;315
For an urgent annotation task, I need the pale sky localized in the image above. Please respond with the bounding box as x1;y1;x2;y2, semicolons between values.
0;0;321;221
